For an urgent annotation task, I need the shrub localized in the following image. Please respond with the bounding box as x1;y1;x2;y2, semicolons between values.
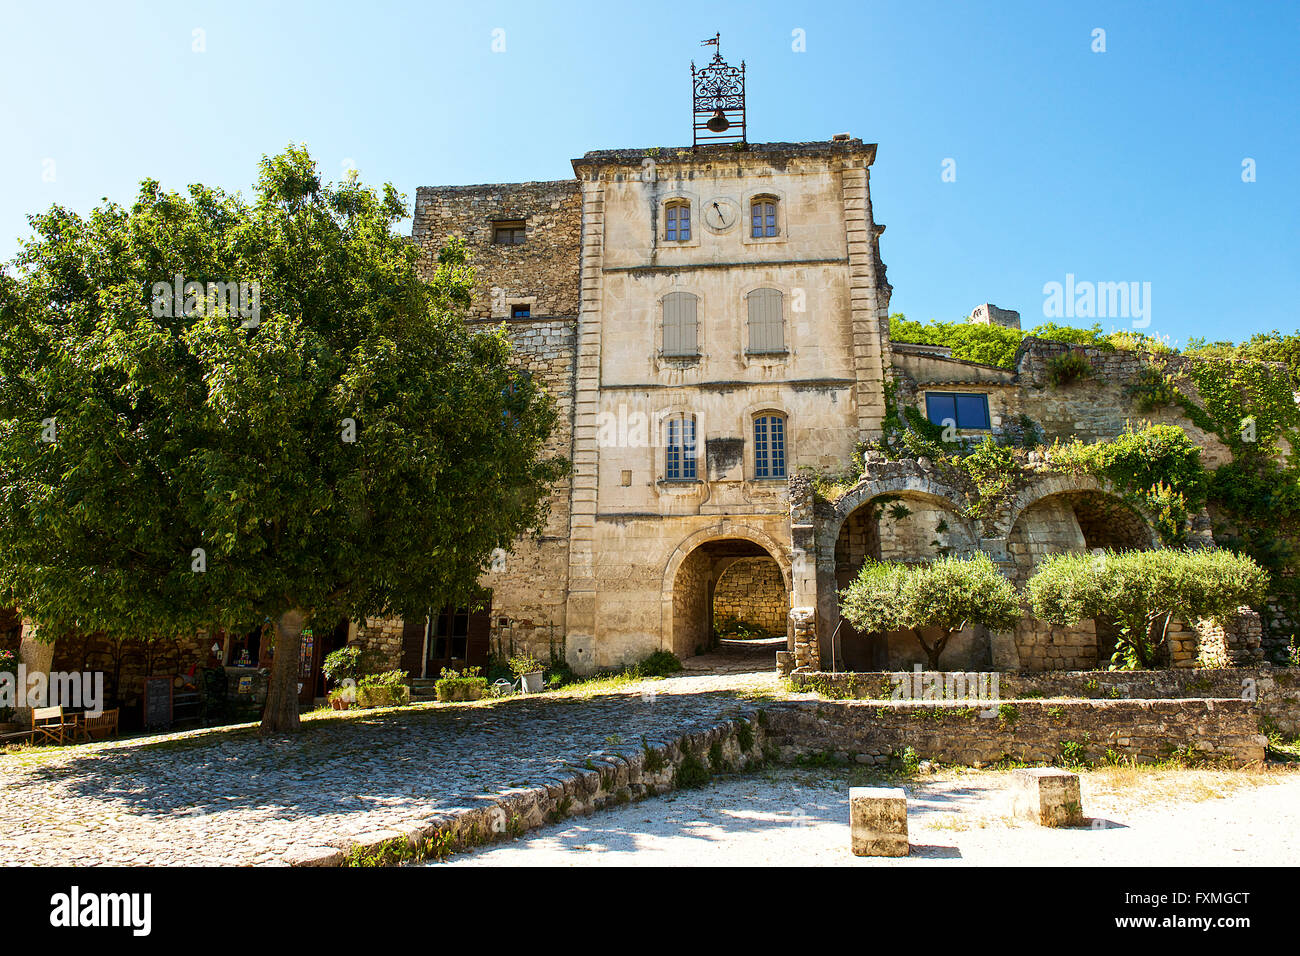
434;666;489;703
840;553;1021;669
638;650;684;677
508;654;543;677
321;645;376;685
355;669;411;708
1026;548;1269;669
1046;350;1094;387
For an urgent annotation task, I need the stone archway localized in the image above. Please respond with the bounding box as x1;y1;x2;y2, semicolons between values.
1005;484;1160;670
814;463;973;670
661;527;792;662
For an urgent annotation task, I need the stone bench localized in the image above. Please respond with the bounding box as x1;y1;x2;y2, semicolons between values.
1010;768;1083;827
849;787;909;856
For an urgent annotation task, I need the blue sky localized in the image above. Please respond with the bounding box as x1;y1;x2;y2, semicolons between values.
2;0;1296;346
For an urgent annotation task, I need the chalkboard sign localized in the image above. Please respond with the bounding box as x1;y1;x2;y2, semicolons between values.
143;676;174;731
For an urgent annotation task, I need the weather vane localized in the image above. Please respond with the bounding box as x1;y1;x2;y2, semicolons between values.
691;33;746;148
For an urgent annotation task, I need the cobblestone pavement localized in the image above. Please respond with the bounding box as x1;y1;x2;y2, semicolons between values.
0;664;780;866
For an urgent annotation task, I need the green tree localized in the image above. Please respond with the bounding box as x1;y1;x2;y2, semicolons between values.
0;146;567;732
840;553;1021;669
1025;549;1267;669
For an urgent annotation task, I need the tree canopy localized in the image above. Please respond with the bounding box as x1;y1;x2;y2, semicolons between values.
0;146;568;730
1025;548;1267;668
839;553;1021;669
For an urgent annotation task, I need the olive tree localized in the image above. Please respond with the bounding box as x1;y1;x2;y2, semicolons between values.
840;553;1021;669
1025;548;1268;669
0;146;568;732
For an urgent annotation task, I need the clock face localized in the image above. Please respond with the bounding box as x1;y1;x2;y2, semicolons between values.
703;199;738;233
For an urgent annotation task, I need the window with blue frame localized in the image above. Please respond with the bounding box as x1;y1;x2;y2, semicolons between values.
665;202;691;241
924;392;991;430
754;414;786;478
666;416;697;480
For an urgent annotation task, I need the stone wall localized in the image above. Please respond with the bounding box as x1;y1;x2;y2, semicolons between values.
411;180;582;320
765;698;1266;768
789;665;1300;736
713;557;788;634
411;183;580;662
354;618;404;673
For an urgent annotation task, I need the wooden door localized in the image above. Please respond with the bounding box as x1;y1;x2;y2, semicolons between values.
427;595;492;676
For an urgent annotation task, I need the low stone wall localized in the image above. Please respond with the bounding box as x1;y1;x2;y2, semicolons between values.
788;666;1300;736
765;698;1266;769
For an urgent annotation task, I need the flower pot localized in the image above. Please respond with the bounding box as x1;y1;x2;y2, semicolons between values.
520;670;545;694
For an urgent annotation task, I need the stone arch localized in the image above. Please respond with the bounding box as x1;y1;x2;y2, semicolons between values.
660;525;793;659
818;470;972;559
998;474;1162;548
815;468;976;670
1004;479;1161;671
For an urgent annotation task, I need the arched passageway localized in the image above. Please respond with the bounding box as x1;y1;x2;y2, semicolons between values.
669;537;790;662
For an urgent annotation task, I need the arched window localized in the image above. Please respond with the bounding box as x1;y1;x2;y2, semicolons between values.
662;292;698;357
750;197;778;237
665;201;691;241
665;415;698;480
753;414;786;479
746;288;785;353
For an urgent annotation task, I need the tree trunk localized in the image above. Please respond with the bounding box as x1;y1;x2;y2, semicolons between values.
260;609;306;735
16;618;55;723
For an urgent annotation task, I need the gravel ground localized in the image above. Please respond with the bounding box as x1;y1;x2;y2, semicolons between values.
441;764;1300;867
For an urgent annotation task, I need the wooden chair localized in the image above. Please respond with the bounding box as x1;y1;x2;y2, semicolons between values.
80;708;120;742
31;706;79;745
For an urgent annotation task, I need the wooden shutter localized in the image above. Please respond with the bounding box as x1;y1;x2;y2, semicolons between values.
663;293;698;356
400;617;427;679
747;288;784;352
467;597;492;671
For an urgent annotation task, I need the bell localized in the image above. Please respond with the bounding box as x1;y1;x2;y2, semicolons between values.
705;109;730;133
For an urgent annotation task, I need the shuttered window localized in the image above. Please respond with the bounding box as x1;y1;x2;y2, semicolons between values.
665;202;691;241
747;288;785;353
666;416;698;480
754;415;787;479
662;292;698;357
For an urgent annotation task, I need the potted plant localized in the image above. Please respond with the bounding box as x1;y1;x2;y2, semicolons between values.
510;654;545;694
434;666;489;703
355;670;411;709
327;686;353;711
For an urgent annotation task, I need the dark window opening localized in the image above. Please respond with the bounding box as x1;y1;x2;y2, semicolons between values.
511;304;531;319
493;221;526;245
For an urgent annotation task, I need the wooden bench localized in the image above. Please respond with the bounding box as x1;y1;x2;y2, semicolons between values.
80;707;120;742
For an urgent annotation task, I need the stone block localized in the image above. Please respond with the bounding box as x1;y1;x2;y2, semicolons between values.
1010;768;1083;827
849;787;909;856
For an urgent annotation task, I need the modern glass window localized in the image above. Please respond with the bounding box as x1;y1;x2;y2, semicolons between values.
754;414;786;479
750;198;778;237
746;288;785;353
665;202;691;241
662;292;699;357
493;221;526;245
924;392;991;430
666;416;697;480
